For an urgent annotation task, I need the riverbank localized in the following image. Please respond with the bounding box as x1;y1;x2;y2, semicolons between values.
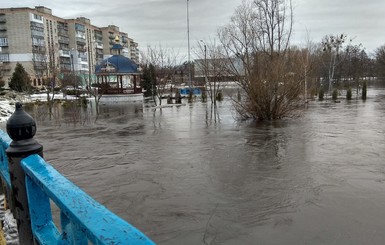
0;91;18;123
0;91;81;123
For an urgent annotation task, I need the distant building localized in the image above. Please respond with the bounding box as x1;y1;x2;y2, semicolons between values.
0;6;139;88
194;57;244;84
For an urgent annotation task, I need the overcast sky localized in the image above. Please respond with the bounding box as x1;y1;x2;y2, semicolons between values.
2;0;385;59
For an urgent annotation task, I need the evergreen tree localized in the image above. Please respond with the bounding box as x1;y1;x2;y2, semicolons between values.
142;64;156;97
9;63;31;92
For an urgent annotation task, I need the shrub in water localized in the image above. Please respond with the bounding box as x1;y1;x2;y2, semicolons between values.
362;82;367;100
318;87;324;100
216;91;223;101
188;90;193;103
346;87;352;100
332;89;338;100
201;92;207;102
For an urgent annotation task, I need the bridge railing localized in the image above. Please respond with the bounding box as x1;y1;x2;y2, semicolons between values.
0;130;11;190
0;103;155;244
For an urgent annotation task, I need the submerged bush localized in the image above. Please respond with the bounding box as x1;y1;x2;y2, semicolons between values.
318;87;324;100
362;82;367;100
216;91;223;101
346;87;352;100
332;89;338;100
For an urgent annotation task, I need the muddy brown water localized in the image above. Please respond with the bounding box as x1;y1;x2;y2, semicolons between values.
2;84;385;244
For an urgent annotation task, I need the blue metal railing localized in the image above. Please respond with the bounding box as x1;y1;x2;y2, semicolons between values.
0;130;155;244
0;130;11;190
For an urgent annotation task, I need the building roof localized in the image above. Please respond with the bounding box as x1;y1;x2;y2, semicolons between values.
95;55;139;75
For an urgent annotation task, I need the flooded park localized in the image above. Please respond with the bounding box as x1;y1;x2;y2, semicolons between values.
2;82;385;244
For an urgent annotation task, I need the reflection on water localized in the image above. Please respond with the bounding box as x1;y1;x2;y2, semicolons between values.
3;84;385;244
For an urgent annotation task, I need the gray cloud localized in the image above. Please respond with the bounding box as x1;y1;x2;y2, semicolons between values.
2;0;385;57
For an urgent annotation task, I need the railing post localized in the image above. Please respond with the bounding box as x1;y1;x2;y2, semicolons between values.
6;102;43;245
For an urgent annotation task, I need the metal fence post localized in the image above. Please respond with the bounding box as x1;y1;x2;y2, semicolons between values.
6;102;43;245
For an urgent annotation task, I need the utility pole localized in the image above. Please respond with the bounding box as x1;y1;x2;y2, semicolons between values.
187;0;192;89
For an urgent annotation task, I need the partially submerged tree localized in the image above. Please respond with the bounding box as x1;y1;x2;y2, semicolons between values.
9;63;31;92
219;0;303;120
32;44;60;102
196;40;229;105
142;45;183;106
141;63;156;99
61;72;83;89
85;74;111;114
321;34;347;93
375;45;385;79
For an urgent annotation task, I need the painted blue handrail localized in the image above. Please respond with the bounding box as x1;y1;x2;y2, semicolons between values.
0;130;11;190
0;130;155;244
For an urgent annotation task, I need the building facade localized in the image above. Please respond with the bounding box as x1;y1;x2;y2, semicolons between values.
0;6;139;88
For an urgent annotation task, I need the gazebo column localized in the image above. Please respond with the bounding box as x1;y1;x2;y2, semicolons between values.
133;75;137;94
120;75;123;93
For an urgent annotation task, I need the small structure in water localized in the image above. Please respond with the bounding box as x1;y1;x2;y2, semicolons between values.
179;87;202;96
95;36;142;102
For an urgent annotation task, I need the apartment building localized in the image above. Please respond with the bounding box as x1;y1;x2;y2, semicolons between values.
0;6;139;88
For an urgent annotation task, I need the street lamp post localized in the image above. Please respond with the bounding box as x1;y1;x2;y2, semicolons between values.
200;40;207;84
187;0;192;89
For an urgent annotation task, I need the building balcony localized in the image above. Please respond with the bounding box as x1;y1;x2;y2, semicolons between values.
76;33;86;39
0;37;8;47
0;53;9;62
77;46;87;52
58;36;70;44
76;38;86;45
60;64;72;72
80;67;89;72
32;46;46;53
59;49;71;57
0;26;7;32
60;57;71;64
96;43;103;49
58;30;69;37
34;62;47;70
0;17;6;23
32;39;45;47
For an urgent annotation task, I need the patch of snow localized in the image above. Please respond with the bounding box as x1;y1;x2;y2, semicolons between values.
0;100;15;123
0;195;18;245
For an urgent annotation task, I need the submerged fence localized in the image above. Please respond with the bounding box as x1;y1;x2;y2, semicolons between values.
0;103;155;244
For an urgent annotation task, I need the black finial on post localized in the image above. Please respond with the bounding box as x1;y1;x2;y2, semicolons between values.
6;102;43;244
6;102;37;142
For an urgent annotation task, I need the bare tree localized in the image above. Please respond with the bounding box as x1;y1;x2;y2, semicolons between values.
142;45;183;106
375;45;385;79
32;44;60;102
321;34;347;93
196;40;229;105
85;74;112;114
218;0;303;120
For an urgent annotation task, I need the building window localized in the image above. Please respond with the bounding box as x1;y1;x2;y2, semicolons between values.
34;14;42;21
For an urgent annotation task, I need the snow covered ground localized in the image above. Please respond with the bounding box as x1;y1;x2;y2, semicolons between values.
0;92;79;123
0;99;15;123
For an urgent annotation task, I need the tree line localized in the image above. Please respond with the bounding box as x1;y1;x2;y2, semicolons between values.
196;0;385;120
4;0;385;121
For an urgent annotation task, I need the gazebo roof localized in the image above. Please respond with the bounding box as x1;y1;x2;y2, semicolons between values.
95;55;139;75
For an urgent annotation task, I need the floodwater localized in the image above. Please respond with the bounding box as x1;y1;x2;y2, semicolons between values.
3;84;385;244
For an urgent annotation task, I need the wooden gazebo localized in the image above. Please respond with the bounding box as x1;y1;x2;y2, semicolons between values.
95;37;141;95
